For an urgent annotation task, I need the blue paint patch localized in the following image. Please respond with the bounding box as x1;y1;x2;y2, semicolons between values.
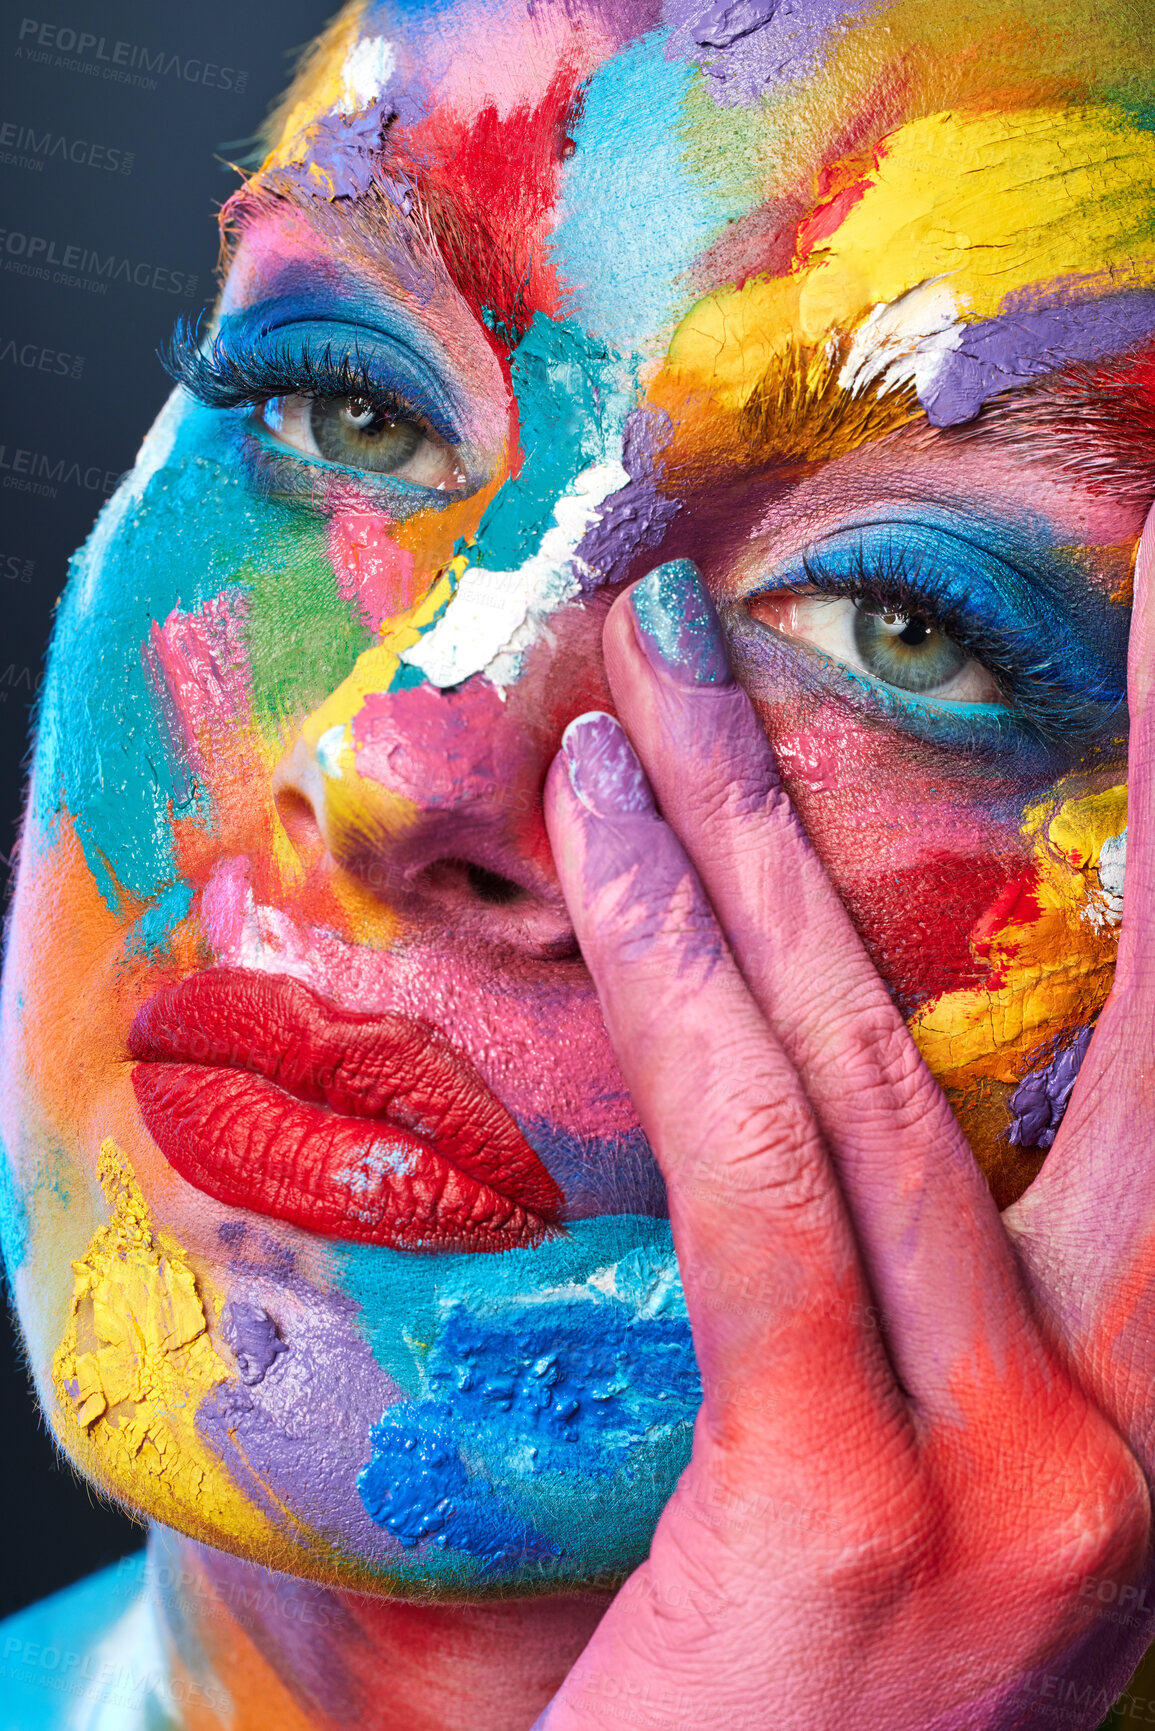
551;32;740;352
345;1216;700;1582
359;1418;558;1570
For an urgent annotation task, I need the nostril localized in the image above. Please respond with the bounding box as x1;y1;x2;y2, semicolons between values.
464;862;526;906
433;859;527;906
422;857;581;960
276;786;324;852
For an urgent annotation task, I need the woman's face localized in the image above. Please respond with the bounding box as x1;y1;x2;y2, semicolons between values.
1;0;1152;1593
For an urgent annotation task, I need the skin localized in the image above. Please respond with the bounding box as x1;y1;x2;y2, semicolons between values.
3;0;1155;1724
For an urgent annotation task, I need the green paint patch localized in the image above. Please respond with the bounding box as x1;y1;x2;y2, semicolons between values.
241;520;372;742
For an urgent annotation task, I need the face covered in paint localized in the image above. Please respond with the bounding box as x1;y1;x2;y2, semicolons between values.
1;0;1152;1595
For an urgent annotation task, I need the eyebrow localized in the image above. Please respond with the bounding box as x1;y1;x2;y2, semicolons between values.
220;168;536;354
937;344;1155;501
656;326;1155;505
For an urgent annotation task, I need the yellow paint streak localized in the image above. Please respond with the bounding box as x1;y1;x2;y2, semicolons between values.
51;1140;291;1557
299;564;460;759
799;108;1155;334
911;781;1126;1084
663;106;1155;422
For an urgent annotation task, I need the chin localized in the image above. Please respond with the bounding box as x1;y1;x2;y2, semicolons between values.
44;1121;699;1594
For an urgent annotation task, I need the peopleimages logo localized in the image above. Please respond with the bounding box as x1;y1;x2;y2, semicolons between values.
0;337;84;378
0;119;133;174
0;229;197;297
15;20;248;94
0;440;122;500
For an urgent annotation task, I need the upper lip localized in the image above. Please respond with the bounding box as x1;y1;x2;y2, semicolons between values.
128;968;563;1252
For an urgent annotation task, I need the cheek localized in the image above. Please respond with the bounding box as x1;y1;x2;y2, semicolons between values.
756;695;1126;1202
764;699;1033;1016
328;486;503;636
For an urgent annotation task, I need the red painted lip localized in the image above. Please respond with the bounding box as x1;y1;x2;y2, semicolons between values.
129;969;563;1252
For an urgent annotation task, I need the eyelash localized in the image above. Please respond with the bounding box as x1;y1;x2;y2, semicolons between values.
780;542;1123;750
160;316;432;435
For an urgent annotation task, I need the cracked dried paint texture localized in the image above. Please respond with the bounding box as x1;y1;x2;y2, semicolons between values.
653;104;1155;469
910;783;1126;1196
52;1138;296;1562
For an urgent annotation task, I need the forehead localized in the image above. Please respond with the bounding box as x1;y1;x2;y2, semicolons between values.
229;0;1155;452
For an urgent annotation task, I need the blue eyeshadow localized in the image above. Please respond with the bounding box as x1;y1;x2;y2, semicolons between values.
741;514;1129;758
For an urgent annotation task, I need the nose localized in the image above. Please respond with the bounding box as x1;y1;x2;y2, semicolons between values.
272;602;611;959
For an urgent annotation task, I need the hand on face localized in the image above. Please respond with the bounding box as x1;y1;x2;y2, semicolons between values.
536;525;1155;1729
4;0;1154;1642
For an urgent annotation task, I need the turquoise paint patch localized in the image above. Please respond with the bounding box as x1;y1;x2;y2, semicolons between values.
0;1136;28;1272
126;879;195;958
32;397;363;909
466;313;629;573
341;1217;699;1583
0;1553;148;1728
551;32;741;353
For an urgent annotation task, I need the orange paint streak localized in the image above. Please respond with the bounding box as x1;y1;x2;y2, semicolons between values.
174;1603;318;1731
8;812;146;1143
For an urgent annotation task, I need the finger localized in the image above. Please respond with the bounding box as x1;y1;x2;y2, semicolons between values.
1005;501;1155;1450
601;560;1038;1405
544;710;902;1453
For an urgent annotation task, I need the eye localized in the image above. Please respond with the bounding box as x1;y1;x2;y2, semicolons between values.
260;392;467;490
747;589;1002;704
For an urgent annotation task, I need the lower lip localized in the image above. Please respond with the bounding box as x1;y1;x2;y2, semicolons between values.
129;971;563;1253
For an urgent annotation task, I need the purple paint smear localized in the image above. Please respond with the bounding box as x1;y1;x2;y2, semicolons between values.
923;293;1155;428
198;1275;406;1559
221;1301;288;1386
1007;1024;1094;1152
663;0;868;106
270;94;412;202
574;407;681;592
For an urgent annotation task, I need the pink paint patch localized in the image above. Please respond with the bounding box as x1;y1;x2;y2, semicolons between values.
202;856;252;960
775;725;857;795
329;512;419;629
145;592;251;769
352;680;506;807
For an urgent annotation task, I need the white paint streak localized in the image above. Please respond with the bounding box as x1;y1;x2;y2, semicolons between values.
400;460;630;689
1086;825;1126;929
336;35;396;114
316;724;347;779
839;277;964;401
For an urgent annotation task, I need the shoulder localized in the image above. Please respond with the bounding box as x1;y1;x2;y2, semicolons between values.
0;1554;155;1729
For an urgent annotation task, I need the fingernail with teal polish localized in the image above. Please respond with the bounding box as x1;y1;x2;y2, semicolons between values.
629;558;732;686
562;712;656;819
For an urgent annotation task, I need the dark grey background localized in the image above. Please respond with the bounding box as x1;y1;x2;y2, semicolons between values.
0;0;335;1621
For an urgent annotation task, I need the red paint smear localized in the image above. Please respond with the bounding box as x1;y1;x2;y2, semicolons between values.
794;179;872;266
845;852;1027;1017
693;69;914;293
969;866;1044;963
395;64;586;345
794;140;888;267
